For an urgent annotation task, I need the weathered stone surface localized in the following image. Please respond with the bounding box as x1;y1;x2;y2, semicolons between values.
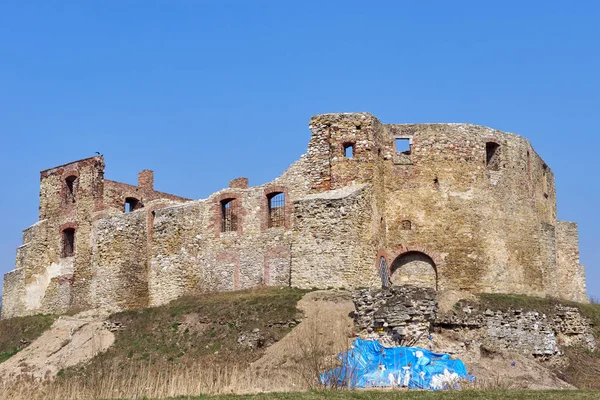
353;285;437;345
352;285;595;358
437;303;596;357
1;112;588;319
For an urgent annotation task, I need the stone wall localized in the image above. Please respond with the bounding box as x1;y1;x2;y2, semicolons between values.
438;302;596;357
147;158;312;307
43;156;105;311
1;157;104;318
3;220;61;317
1;270;25;319
556;221;587;303
380;123;560;297
103;174;189;214
353;285;437;345
353;285;596;358
1;112;588;319
91;209;150;312
291;184;380;289
1;156;190;318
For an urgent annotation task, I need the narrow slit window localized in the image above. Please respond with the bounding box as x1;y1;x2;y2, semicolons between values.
542;164;548;198
65;176;77;204
378;256;390;290
268;192;285;228
400;220;412;230
125;197;140;212
395;138;411;154
343;143;355;158
486;142;500;170
221;199;238;232
62;228;75;258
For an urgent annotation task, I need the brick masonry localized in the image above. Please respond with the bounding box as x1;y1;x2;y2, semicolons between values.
1;112;588;318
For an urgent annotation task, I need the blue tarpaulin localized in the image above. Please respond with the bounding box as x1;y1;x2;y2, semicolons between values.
320;338;473;390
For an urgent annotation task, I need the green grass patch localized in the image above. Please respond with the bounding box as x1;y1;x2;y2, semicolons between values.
576;303;600;335
0;346;19;363
476;293;560;313
60;287;307;378
0;313;57;363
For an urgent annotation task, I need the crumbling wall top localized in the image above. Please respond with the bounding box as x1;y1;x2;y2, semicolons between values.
40;155;104;178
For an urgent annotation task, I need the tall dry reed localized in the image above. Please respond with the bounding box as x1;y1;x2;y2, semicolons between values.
0;361;307;400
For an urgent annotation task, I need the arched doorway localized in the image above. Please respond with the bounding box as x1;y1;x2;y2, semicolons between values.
390;251;437;290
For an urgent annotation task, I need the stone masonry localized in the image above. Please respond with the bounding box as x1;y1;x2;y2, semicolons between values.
352;285;595;358
353;285;438;345
1;112;588;318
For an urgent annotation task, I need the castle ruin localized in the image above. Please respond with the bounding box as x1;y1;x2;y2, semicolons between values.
1;112;588;319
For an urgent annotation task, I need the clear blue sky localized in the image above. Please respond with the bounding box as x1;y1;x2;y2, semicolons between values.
1;1;598;299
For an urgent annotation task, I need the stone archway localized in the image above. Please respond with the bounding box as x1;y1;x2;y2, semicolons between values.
390;251;438;290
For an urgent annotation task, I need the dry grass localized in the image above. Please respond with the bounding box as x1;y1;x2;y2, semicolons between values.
177;391;600;399
555;347;600;390
0;362;259;399
285;309;354;390
0;310;347;399
0;290;355;399
2;373;600;400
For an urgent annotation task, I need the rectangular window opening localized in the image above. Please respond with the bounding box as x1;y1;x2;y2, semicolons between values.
62;228;75;258
343;143;355;159
395;138;411;154
268;193;285;228
221;199;238;232
65;176;77;204
125;197;140;212
486;142;501;170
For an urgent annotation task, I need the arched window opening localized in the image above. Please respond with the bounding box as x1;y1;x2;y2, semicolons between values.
268;192;285;228
485;142;500;170
400;220;412;230
125;197;141;212
62;228;75;258
221;198;238;232
390;251;437;290
65;176;77;204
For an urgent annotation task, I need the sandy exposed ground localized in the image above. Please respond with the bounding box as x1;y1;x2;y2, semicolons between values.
246;290;355;391
254;290;355;368
0;310;114;380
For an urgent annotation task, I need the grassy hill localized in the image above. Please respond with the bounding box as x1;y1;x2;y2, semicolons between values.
1;288;599;399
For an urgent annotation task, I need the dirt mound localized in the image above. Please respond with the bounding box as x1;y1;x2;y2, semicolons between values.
467;351;575;390
248;290;355;391
0;310;114;380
